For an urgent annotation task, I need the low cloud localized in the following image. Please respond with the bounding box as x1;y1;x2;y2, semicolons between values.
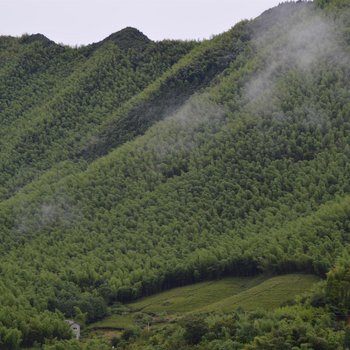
245;3;346;106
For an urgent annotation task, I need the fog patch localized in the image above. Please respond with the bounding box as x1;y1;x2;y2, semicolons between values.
245;4;347;106
136;93;226;174
14;194;79;235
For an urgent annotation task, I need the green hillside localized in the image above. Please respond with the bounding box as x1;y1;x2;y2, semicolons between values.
0;29;198;200
1;0;350;349
129;274;318;315
89;274;318;330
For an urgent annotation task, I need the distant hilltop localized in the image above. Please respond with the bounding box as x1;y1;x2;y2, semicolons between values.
8;26;152;49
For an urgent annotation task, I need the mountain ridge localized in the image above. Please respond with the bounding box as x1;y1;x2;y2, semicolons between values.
0;0;350;348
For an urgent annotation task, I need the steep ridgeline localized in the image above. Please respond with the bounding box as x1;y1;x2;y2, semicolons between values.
79;21;251;160
0;0;350;348
0;28;198;200
0;23;251;202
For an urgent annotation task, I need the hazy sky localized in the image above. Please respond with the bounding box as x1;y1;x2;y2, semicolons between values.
0;0;283;46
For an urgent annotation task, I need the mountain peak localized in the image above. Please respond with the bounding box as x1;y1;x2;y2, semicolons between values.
19;33;56;47
102;27;151;50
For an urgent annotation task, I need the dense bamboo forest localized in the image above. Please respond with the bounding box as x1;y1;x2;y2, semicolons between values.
1;0;350;348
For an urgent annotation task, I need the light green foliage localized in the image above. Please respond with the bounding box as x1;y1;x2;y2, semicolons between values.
200;274;320;312
129;274;318;314
119;302;346;350
0;1;349;348
129;276;266;313
325;254;350;314
0;30;197;200
89;274;318;332
91;314;135;330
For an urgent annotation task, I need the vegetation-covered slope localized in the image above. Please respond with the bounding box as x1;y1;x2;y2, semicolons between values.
0;0;350;348
0;29;198;199
88;274;318;330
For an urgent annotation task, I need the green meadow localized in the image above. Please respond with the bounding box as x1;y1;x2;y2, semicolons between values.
90;274;319;331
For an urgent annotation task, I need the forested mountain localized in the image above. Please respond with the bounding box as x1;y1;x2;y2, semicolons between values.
1;0;350;348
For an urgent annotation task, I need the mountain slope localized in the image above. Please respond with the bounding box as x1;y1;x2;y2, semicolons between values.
0;0;350;348
0;30;197;200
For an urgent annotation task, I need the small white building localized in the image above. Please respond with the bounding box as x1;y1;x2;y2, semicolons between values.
65;320;81;340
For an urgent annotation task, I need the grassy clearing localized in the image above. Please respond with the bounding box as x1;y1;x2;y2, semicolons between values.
201;274;320;312
89;273;319;331
129;275;267;313
88;314;134;330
